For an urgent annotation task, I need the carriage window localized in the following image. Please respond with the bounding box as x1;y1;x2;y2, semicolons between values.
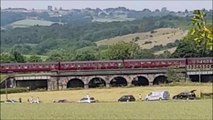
118;63;122;66
104;63;108;67
51;64;55;68
71;64;74;67
84;63;87;67
197;60;201;63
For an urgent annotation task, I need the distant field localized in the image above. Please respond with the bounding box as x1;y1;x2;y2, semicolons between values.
1;100;212;120
92;15;135;22
24;54;48;61
96;28;188;53
10;19;56;28
93;17;135;22
1;85;212;103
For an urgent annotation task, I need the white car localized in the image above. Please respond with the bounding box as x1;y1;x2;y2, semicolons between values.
79;97;96;103
145;91;170;101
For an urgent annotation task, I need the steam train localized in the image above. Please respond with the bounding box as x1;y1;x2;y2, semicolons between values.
0;57;212;73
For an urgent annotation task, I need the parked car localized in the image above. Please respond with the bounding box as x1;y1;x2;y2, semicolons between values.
173;90;196;100
118;95;136;102
78;96;96;103
5;99;17;103
145;91;170;101
53;99;71;103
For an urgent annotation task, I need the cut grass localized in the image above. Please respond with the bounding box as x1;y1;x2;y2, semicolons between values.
1;100;212;120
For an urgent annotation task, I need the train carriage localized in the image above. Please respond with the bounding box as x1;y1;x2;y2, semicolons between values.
0;62;58;73
0;57;212;73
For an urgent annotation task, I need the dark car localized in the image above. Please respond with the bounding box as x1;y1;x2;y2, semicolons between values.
173;90;196;100
5;99;18;103
118;95;136;102
53;99;71;103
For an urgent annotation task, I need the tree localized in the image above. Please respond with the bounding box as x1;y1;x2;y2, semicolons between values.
46;49;71;61
11;51;25;63
190;10;213;55
74;48;96;61
171;39;199;58
134;49;155;59
27;55;42;62
0;52;14;63
172;10;212;58
167;67;185;83
106;42;141;60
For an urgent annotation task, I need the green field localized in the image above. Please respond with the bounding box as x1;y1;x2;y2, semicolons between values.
10;19;57;28
92;15;135;22
1;100;212;120
24;54;48;61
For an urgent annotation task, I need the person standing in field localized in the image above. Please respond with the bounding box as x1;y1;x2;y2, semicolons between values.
19;98;22;103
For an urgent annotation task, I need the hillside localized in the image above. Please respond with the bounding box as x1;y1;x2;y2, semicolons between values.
96;28;188;53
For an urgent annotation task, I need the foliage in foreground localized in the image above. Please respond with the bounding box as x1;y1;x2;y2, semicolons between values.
172;10;213;58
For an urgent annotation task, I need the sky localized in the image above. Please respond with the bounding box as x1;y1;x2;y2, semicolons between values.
1;0;212;12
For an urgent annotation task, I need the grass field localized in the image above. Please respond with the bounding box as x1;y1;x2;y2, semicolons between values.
1;100;212;120
1;85;212;103
10;19;56;28
1;85;212;120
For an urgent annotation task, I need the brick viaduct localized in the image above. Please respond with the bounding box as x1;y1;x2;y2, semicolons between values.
1;67;212;90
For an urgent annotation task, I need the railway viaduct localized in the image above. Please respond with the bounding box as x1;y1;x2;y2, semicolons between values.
1;66;212;90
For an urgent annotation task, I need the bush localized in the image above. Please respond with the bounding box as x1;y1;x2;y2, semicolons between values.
144;41;152;44
0;87;29;94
